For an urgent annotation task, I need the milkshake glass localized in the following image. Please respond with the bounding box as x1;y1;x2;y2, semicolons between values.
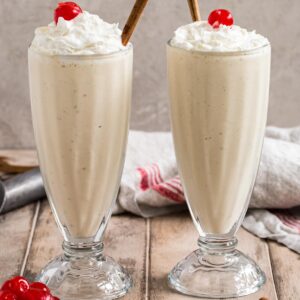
167;20;271;298
28;8;132;300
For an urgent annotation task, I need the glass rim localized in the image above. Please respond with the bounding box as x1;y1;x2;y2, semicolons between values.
28;43;133;59
166;40;270;56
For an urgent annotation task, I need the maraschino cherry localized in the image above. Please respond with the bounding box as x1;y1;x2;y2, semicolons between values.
54;2;83;24
1;276;29;298
0;290;17;300
23;290;52;300
29;282;50;294
0;276;59;300
208;9;234;29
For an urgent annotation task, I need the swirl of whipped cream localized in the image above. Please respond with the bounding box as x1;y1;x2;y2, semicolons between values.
30;11;127;55
170;21;269;52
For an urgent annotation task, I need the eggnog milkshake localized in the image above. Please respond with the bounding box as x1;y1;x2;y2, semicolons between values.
28;2;154;298
29;8;132;240
167;9;270;298
168;21;270;235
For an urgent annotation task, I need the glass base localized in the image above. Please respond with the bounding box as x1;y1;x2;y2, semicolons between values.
36;242;132;300
168;238;266;298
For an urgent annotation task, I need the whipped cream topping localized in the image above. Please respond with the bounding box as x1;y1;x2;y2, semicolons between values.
30;11;127;55
170;21;269;52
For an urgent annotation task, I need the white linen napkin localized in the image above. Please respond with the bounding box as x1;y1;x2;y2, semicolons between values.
115;127;300;253
244;127;300;253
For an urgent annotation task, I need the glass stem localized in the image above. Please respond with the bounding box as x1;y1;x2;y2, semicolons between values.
197;237;238;267
63;241;104;261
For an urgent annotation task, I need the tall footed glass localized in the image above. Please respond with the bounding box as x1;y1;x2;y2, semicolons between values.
28;46;133;299
167;43;271;298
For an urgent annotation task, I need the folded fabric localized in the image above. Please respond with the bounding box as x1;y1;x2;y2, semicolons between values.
116;127;300;253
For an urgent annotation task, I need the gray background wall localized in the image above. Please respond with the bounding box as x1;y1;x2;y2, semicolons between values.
0;0;299;148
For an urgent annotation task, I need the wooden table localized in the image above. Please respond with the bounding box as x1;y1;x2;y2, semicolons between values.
0;200;299;300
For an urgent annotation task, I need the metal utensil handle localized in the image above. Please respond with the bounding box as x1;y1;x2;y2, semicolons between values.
0;168;46;214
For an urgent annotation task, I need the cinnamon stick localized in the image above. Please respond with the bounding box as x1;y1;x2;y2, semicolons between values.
122;0;149;46
187;0;201;22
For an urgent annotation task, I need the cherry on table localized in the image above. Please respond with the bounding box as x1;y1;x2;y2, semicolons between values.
54;2;83;24
1;276;29;297
30;282;50;294
0;290;17;300
23;289;52;300
208;9;234;29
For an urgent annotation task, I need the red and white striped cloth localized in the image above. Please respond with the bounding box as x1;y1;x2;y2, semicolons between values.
116;127;300;253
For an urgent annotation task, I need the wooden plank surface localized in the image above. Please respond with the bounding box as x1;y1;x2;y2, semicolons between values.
150;213;196;300
24;201;147;300
268;240;300;300
0;198;299;300
23;201;61;281
150;212;278;300
0;203;38;284
104;215;147;299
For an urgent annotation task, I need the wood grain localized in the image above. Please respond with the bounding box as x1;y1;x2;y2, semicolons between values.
268;240;300;300
23;201;62;281
150;212;278;300
150;212;197;300
0;203;38;284
0;196;297;300
104;215;147;300
231;229;278;300
24;201;147;299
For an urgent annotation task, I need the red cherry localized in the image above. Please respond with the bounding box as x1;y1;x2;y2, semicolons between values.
1;276;29;297
208;9;234;29
23;290;52;300
29;282;50;294
54;2;83;24
0;290;17;300
51;297;60;300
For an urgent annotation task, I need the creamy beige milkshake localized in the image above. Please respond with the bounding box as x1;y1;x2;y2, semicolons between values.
29;10;132;239
168;22;270;235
